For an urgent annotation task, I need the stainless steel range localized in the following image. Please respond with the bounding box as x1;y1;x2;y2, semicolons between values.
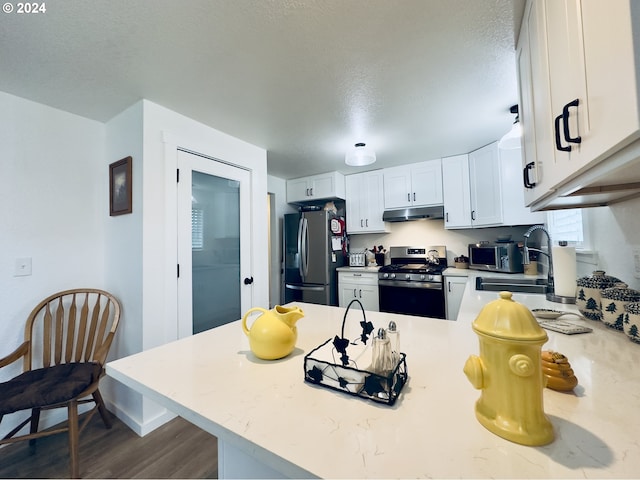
378;246;447;319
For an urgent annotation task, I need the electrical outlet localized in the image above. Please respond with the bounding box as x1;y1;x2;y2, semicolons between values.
14;257;32;277
633;246;640;279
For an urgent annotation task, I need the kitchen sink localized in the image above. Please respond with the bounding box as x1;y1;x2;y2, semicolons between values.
475;276;548;294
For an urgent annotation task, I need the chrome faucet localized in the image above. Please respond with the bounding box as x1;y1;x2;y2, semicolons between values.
523;225;554;297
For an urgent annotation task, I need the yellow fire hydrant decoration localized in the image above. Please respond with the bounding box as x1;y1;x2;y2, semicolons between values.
463;291;554;446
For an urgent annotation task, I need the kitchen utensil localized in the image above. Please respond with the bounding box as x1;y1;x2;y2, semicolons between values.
303;299;408;406
242;305;304;360
541;351;578;391
349;252;366;267
576;271;622;321
624;302;640;343
531;308;582;320
464;291;553;446
601;283;640;330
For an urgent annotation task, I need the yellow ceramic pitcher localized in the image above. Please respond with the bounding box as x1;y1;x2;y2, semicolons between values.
241;305;304;360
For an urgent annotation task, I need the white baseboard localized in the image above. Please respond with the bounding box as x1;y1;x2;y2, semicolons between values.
104;399;176;437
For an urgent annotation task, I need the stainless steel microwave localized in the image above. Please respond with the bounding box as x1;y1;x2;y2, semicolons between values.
468;242;524;273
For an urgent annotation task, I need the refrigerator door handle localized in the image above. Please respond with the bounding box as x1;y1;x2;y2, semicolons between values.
297;217;305;279
302;217;310;278
285;284;326;292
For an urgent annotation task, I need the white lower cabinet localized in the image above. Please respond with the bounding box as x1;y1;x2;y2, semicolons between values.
445;276;467;320
338;270;379;312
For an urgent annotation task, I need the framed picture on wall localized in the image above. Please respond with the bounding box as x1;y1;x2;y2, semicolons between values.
109;156;132;216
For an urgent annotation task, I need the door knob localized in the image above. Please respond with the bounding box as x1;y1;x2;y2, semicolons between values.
243;277;254;285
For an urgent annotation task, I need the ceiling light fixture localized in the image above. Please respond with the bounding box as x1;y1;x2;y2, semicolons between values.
345;142;376;166
498;105;522;150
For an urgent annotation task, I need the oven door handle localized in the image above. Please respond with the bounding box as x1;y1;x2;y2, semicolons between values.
378;279;443;290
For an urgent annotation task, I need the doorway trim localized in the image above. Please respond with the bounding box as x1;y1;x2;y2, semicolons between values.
161;130;268;345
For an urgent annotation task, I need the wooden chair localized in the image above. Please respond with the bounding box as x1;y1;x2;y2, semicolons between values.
0;288;121;478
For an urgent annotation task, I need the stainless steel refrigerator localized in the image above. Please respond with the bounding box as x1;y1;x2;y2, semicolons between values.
284;210;344;306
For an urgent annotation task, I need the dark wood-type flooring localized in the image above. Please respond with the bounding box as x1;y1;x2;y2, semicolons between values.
0;412;218;478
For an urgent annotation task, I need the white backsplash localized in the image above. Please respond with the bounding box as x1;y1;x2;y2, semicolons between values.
347;220;534;265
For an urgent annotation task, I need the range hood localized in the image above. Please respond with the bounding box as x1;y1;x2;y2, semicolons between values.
383;205;445;222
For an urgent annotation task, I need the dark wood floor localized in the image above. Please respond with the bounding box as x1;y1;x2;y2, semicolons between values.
0;411;218;479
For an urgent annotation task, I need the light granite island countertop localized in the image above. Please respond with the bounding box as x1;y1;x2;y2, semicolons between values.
106;300;640;479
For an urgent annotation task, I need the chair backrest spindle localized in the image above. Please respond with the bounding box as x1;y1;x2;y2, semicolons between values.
42;302;52;368
24;289;121;372
64;293;77;364
54;297;65;365
75;293;90;363
84;295;101;362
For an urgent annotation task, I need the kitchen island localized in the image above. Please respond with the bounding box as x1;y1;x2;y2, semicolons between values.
106;297;640;478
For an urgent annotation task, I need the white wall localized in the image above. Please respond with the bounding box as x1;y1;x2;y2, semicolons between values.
267;175;297;305
101;100;269;435
101;101;145;432
583;198;640;290
0;92;269;438
0;91;106;436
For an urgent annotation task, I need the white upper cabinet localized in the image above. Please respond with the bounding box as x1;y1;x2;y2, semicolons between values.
443;144;501;228
287;172;345;204
517;0;640;210
345;170;389;234
499;148;546;226
442;154;472;228
468;143;503;226
443;143;544;229
383;159;443;209
517;0;556;206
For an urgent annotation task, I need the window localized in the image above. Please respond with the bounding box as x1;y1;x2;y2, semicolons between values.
192;208;204;250
546;209;586;248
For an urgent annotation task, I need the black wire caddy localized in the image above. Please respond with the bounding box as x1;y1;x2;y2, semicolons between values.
303;299;408;406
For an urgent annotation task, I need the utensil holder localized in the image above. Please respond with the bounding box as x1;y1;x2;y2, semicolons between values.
303;299;408;406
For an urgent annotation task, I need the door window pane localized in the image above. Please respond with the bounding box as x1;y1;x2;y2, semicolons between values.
191;172;241;334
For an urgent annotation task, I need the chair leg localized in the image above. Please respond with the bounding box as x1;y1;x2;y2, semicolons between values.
68;400;80;479
29;408;41;448
93;389;112;429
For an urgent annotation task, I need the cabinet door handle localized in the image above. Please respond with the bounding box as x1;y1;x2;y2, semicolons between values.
365;219;368;227
413;192;416;201
407;193;410;202
448;281;452;293
562;99;582;145
361;219;364;227
555;114;571;152
353;289;357;297
471;210;476;221
359;289;362;298
445;212;449;222
523;161;537;188
309;187;313;196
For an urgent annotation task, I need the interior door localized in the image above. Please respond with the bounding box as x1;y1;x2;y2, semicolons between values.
177;150;252;337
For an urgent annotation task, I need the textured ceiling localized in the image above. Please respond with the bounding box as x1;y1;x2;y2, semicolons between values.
0;0;525;179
